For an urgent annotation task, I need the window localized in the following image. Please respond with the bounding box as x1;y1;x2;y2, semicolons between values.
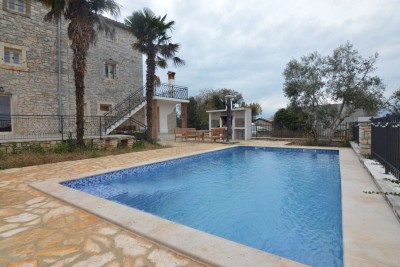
0;42;28;71
104;60;117;80
105;30;116;42
100;104;111;112
0;96;12;132
98;103;113;115
4;48;21;65
3;0;30;16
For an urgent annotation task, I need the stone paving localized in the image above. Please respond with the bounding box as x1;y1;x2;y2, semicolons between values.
1;140;262;267
2;140;400;266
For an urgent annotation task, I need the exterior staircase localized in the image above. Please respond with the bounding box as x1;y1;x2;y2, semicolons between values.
103;83;188;135
103;88;146;135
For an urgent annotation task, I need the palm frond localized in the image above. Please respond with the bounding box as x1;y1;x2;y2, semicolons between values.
172;56;185;67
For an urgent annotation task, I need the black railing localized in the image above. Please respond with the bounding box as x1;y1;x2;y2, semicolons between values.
0;115;146;141
103;83;188;132
154;83;188;100
371;115;400;180
352;123;359;144
252;123;352;140
103;88;146;130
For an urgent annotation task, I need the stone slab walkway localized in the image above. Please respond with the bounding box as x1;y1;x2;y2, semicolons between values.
1;141;246;267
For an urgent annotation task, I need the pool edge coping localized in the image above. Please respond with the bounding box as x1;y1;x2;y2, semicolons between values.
30;144;342;267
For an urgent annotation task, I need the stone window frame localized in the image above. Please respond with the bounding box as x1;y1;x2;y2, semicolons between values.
104;59;118;80
0;42;29;71
97;101;113;115
0;95;13;134
104;29;118;43
3;0;31;17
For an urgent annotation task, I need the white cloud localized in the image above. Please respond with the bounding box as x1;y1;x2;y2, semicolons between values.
110;0;400;117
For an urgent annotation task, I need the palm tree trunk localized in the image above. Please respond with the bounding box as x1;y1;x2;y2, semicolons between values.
70;22;90;148
145;46;156;142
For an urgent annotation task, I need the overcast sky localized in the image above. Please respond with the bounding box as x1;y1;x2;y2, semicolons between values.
111;0;400;118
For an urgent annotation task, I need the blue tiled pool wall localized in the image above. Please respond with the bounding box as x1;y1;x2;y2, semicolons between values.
61;146;339;191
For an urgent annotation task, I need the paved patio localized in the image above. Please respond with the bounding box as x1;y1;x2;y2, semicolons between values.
1;140;400;266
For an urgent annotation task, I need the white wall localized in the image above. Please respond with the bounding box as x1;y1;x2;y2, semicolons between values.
158;101;176;133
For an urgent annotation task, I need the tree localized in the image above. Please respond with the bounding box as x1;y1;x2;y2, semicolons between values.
189;88;245;129
187;97;200;129
39;0;120;147
125;8;185;142
273;107;309;131
283;42;385;143
241;102;262;120
384;89;400;115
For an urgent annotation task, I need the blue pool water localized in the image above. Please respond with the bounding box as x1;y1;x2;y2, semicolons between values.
63;147;343;266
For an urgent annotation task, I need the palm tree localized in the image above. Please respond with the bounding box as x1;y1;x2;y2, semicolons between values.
125;8;185;142
38;0;120;147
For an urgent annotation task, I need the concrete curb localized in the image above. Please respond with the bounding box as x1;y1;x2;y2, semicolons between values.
350;141;400;223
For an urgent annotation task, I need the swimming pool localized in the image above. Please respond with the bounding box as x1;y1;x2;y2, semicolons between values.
63;146;343;266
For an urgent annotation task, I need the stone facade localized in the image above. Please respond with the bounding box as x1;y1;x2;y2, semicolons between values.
358;117;371;156
0;0;143;118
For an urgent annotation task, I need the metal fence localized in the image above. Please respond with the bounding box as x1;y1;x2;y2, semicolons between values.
371;115;400;180
0;115;146;141
252;123;353;140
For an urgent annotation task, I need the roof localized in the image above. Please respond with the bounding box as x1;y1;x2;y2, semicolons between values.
101;16;130;31
253;118;273;123
206;108;251;113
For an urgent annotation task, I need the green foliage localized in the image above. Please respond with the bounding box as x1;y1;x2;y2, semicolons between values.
384;88;400;115
125;8;184;142
363;178;400;197
341;139;351;147
54;142;72;153
11;143;18;154
187;88;250;130
0;150;5;161
273;107;309;131
241;102;262;120
132;140;146;150
283;42;385;143
25;143;45;154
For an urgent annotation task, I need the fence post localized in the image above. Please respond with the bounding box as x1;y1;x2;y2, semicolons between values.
358;117;371;156
384;117;389;174
99;116;102;140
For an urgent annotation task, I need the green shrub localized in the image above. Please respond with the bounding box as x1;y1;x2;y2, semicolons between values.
132;140;146;150
26;143;45;154
54;142;68;153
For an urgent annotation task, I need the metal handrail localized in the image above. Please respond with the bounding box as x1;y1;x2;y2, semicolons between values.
154;83;188;100
103;83;188;131
103;88;146;130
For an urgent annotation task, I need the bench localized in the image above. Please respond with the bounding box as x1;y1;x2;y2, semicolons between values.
203;128;225;142
174;128;198;141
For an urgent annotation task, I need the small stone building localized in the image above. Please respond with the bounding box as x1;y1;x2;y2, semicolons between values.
207;108;252;140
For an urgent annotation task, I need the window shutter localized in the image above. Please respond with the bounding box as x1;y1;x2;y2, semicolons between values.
8;0;15;10
104;63;108;78
4;50;10;63
13;52;20;64
17;0;24;13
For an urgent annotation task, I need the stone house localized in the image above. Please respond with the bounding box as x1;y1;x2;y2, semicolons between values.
0;0;188;140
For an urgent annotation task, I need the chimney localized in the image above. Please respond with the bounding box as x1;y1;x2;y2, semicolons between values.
167;71;176;85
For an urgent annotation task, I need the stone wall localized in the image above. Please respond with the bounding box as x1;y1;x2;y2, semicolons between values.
0;0;143;120
0;136;136;154
358;117;371;156
0;0;60;115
